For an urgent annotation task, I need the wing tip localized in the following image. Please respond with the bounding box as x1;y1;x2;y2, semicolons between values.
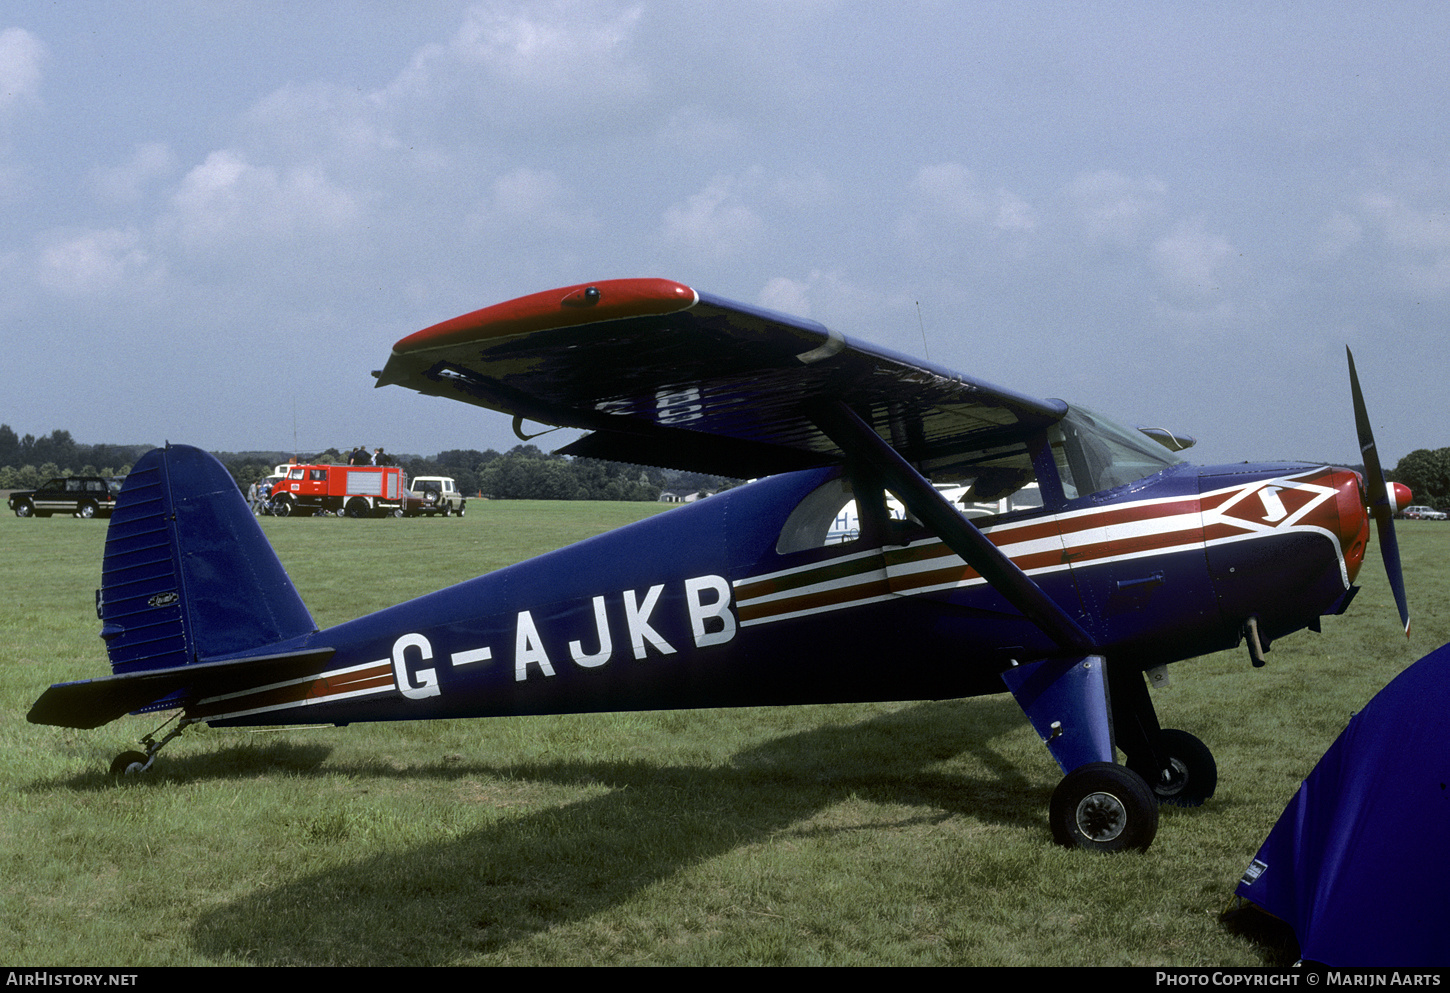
393;278;698;353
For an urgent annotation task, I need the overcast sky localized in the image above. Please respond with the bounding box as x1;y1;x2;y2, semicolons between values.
3;1;1448;469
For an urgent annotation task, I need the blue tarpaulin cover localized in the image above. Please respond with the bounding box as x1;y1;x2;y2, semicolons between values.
1236;642;1450;967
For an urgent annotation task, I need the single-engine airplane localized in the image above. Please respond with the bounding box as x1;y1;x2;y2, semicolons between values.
28;278;1412;852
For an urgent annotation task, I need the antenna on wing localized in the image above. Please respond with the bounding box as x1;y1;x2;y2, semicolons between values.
916;301;931;360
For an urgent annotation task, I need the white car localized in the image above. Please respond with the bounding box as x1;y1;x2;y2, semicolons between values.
409;476;466;516
1403;505;1447;520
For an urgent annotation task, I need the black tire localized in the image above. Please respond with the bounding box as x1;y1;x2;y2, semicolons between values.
345;498;370;518
110;751;150;777
1129;728;1218;807
76;500;98;519
456;503;466;517
1049;762;1158;852
272;496;294;517
13;499;34;518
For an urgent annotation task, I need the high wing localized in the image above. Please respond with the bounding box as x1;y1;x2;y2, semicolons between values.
375;278;1068;479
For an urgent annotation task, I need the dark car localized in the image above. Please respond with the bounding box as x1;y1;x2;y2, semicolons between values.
8;476;123;518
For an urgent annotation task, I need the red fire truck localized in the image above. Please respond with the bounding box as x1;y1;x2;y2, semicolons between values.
267;463;409;518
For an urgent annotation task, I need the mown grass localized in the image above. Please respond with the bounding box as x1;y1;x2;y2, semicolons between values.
2;503;1445;966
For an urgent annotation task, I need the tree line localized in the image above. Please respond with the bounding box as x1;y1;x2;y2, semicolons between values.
5;422;1446;509
0;426;734;502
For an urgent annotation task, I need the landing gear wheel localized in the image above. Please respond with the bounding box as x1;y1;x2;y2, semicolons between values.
1049;762;1158;852
110;751;150;777
1129;728;1217;807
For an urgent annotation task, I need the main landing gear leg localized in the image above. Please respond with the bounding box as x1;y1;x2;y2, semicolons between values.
1003;656;1159;852
109;716;195;777
1108;662;1217;808
811;402;1158;851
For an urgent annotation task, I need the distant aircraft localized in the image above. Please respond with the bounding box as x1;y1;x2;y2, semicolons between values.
28;278;1410;852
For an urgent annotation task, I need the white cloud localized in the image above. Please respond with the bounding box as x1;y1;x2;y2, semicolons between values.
755;269;906;339
0;27;45;115
661;174;763;258
36;227;156;295
758;275;812;317
243;81;397;164
907;163;1037;234
165;150;363;251
1359;191;1450;253
387;0;648;126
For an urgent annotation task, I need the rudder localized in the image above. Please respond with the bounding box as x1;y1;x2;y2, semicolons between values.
100;444;316;675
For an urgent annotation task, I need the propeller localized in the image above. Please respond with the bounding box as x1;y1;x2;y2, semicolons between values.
1347;347;1410;636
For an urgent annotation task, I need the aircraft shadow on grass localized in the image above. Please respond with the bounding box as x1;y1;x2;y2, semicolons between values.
176;698;1062;966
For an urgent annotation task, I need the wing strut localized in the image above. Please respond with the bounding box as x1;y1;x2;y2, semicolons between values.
810;401;1096;654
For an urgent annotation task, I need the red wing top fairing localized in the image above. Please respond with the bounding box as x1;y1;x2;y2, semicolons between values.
30;278;1411;853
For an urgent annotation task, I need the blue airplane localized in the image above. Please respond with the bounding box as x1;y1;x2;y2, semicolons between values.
27;278;1411;852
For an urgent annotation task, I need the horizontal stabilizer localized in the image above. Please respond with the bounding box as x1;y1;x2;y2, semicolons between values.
27;647;335;729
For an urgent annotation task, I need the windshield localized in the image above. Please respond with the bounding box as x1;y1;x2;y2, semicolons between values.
1050;404;1185;499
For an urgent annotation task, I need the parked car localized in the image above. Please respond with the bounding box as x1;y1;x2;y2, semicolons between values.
1402;505;1448;520
408;475;467;517
9;476;123;518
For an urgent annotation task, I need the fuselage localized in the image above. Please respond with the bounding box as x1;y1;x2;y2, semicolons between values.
192;446;1370;729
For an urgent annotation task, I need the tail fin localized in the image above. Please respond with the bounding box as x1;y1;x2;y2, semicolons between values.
27;445;326;730
101;444;316;675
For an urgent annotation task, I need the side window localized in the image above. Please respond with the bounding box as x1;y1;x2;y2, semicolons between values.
777;445;1048;557
309;469;328;482
908;445;1045;525
943;471;1041;520
777;477;859;554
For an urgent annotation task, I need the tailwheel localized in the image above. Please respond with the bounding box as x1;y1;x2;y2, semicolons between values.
108;718;192;779
1129;728;1217;808
1049;762;1158;852
109;751;150;777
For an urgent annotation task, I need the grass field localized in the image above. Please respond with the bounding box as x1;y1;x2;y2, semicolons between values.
2;502;1445;966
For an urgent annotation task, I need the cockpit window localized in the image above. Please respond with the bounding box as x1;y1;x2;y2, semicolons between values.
1050;404;1184;499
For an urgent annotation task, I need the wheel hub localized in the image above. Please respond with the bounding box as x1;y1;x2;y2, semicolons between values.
1074;790;1127;843
1154;757;1189;798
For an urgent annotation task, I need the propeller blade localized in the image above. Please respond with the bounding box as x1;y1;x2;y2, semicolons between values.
1348;347;1410;636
